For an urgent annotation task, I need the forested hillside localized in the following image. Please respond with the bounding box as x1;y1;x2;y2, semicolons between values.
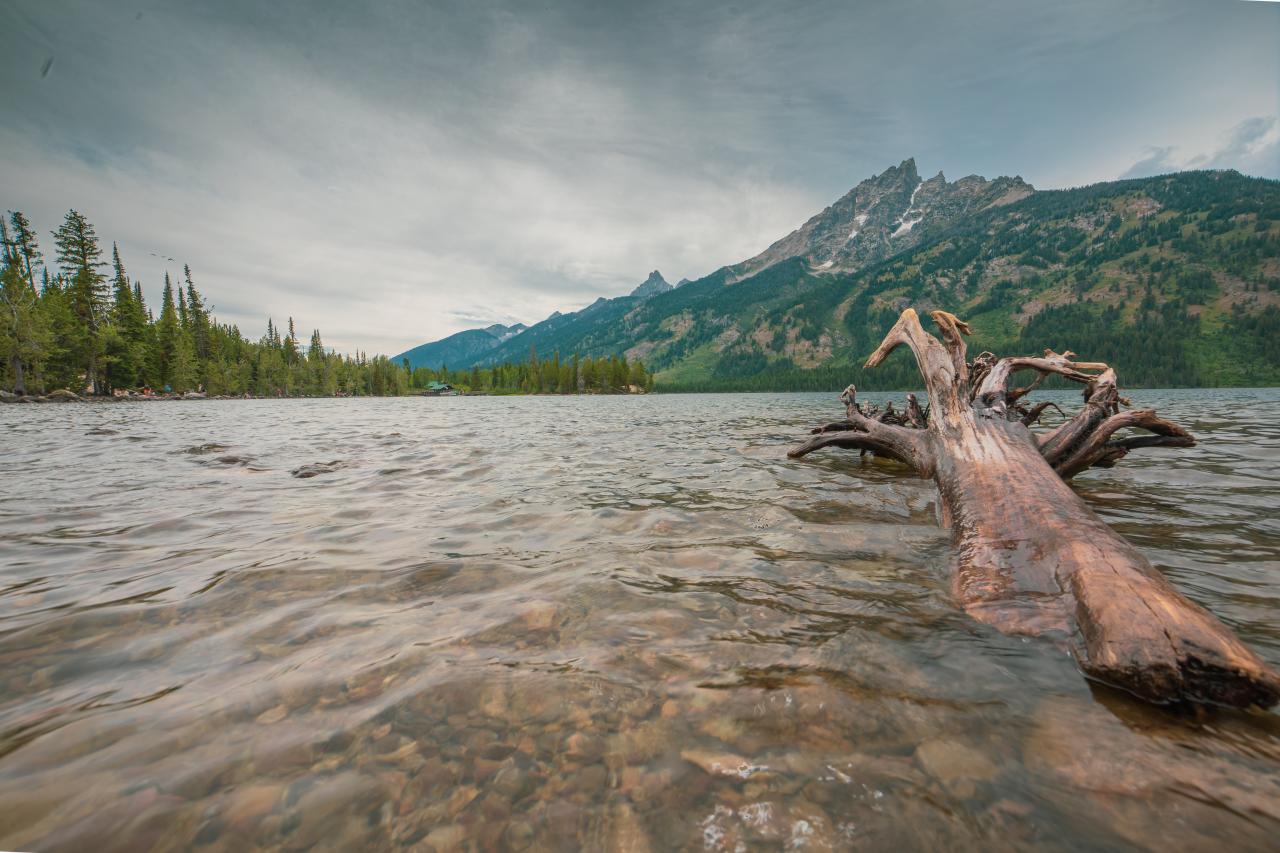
394;322;526;371
668;169;1280;390
10;168;1277;397
442;168;1280;390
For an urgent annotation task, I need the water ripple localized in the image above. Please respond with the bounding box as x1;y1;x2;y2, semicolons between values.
0;391;1277;850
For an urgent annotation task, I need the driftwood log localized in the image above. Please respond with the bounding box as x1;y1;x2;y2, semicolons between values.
789;308;1280;709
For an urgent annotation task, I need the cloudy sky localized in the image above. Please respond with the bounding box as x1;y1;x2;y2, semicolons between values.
2;0;1277;354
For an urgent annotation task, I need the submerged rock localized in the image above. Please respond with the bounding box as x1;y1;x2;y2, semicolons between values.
223;784;283;830
914;739;999;785
181;443;231;455
681;748;770;779
291;461;345;478
213;455;253;467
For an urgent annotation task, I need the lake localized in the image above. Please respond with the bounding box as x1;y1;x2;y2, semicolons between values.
1;390;1278;851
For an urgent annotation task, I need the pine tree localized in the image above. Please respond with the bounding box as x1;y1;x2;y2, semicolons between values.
157;272;180;387
36;279;80;390
171;324;197;391
307;329;324;362
307;328;329;395
283;316;299;365
132;281;149;318
184;265;210;360
1;250;41;393
111;243;127;298
629;358;648;391
52;210;108;392
1;219;14;268
106;243;148;388
8;211;42;291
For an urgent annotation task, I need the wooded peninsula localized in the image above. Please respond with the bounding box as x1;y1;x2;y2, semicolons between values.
0;210;652;399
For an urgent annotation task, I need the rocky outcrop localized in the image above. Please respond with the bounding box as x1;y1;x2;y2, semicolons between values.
729;158;1033;281
629;270;673;300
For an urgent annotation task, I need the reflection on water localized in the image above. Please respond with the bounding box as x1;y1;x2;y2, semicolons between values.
1;390;1278;850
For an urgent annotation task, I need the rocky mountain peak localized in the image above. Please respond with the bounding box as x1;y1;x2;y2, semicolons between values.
630;270;673;299
729;158;1035;282
483;323;527;342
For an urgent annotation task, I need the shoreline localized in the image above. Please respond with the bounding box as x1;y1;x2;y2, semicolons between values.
0;389;653;404
3;386;1277;405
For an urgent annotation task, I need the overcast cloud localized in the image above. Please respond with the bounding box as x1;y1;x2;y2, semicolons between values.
2;0;1277;354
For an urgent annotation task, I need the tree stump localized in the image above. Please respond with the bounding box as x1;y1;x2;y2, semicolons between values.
789;309;1280;709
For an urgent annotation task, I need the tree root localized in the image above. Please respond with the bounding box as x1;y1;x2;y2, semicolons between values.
787;309;1280;709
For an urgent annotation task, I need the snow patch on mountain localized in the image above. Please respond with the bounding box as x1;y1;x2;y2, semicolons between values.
892;181;925;237
846;214;867;242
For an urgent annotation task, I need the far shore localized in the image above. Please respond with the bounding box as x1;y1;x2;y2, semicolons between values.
3;386;1275;406
0;388;654;404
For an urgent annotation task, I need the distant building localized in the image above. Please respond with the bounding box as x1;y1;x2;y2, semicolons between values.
423;380;455;396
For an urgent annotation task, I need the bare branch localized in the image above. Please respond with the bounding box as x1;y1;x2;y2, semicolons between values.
904;392;926;428
1037;369;1120;464
929;310;971;394
1054;409;1195;479
787;430;911;465
1007;369;1048;403
788;384;935;474
977;349;1108;400
810;420;854;434
864;309;965;423
968;351;997;402
1019;400;1063;427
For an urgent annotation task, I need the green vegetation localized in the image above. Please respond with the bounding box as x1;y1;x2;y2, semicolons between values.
408;349;652;394
0;210;651;397
8;170;1275;397
0;208;411;396
468;170;1279;391
661;170;1280;390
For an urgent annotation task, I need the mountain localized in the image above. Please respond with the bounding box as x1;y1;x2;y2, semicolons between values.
395;270;675;369
729;158;1032;281
433;162;1280;388
393;322;527;370
630;270;673;299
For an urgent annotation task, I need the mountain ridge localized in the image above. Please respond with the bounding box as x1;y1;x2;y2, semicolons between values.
396;269;675;369
728;158;1033;281
399;161;1280;387
393;322;527;370
630;270;673;299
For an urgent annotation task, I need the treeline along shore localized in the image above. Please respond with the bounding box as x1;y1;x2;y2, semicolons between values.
0;209;653;400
